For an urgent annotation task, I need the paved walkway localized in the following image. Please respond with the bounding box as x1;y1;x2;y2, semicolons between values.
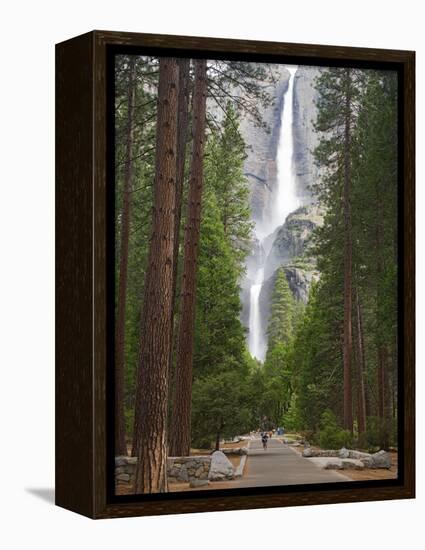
232;437;351;488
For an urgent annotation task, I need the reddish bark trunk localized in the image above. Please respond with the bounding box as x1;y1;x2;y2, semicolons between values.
355;290;367;434
115;57;136;457
171;58;191;308
169;59;207;457
215;431;221;452
133;58;179;493
377;346;386;419
375;181;390;448
168;59;191;389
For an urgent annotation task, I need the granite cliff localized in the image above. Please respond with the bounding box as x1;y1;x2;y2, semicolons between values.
240;64;322;336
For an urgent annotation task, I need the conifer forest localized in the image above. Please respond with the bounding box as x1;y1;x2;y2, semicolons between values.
113;55;399;494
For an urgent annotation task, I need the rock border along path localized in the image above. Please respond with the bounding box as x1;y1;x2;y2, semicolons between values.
117;436;353;493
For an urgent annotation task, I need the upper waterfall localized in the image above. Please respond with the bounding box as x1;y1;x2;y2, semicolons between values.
273;67;300;229
248;65;299;361
257;66;299;241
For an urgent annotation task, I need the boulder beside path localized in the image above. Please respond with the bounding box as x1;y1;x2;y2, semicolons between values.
208;450;235;481
302;447;392;470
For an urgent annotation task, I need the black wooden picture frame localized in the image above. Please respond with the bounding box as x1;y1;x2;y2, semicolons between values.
55;30;415;519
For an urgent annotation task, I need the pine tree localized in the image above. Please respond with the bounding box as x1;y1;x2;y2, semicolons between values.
351;70;398;447
313;67;362;432
192;188;247;378
170;58;191;320
204;102;253;269
289;281;344;433
114;55;159;450
115;56;136;456
133;57;179;493
266;268;296;351
191;370;252;451
289;68;398;445
169;59;208;457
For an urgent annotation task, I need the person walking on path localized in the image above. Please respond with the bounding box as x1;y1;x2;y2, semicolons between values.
261;432;269;450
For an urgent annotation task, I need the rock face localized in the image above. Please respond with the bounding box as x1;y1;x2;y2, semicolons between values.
238;64;290;223
264;205;323;279
283;266;317;302
208;450;235;481
292;66;322;205
239;64;321;224
255;205;323;334
371;450;392;469
239;65;322;347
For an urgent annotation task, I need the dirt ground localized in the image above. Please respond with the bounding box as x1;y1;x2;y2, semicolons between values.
221;439;249;449
116;468;244;495
344;451;398;481
290;444;398;481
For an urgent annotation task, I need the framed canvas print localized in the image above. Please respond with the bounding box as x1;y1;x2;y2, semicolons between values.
55;30;415;519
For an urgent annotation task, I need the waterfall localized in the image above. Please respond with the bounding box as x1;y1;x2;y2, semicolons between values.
248;66;299;361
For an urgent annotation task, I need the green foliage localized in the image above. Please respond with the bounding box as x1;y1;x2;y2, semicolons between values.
206;60;278;130
250;267;300;430
204;102;253;271
282;393;301;432
193;188;247;378
115;58;399;454
289;281;343;433
317;410;353;449
115;56;158;435
358;416;398;451
282;67;399;449
191;371;253;449
189;102;257;447
266;269;296;351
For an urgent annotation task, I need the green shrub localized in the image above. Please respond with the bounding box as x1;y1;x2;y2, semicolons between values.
316;409;353;449
282;394;301;432
359;416;398;450
191;436;214;451
318;427;353;449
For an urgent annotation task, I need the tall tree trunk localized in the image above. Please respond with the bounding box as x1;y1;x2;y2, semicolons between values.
133;58;179;493
343;69;353;432
167;59;191;417
115;57;136;457
171;59;191;309
375;187;390;448
377;346;386;420
215;428;222;451
355;290;367;434
391;200;398;425
169;59;207;457
377;345;391;449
